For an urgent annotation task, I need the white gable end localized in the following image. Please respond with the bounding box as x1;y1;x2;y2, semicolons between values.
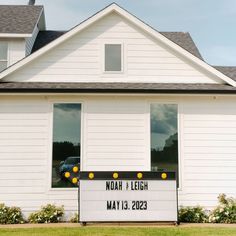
2;12;225;84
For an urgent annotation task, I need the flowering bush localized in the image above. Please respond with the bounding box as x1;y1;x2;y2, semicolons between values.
209;194;236;223
70;213;79;223
178;206;208;223
0;203;25;224
28;204;64;223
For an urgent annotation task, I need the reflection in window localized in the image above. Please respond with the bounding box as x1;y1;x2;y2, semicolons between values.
52;104;81;188
105;44;122;72
151;104;178;177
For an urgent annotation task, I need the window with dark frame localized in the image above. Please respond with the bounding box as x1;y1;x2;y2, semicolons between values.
52;103;81;188
150;104;178;183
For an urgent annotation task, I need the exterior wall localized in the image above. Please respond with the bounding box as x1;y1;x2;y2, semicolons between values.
8;39;26;65
4;13;222;84
0;94;235;220
179;97;236;207
83;97;150;171
25;26;39;56
0;97;77;219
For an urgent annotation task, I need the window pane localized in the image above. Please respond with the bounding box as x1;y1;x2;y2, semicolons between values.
105;44;121;71
0;61;7;72
52;104;81;188
0;42;7;60
151;104;178;177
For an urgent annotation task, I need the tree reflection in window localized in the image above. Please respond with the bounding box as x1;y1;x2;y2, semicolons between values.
151;104;178;177
52;104;81;188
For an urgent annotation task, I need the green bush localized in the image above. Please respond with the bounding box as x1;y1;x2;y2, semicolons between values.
28;204;64;223
0;203;25;224
178;206;208;223
209;194;236;223
70;213;79;223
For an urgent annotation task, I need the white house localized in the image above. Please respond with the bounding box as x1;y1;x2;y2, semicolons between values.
0;3;236;220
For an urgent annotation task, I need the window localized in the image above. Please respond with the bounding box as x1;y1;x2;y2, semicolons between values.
151;104;178;178
52;103;81;188
0;42;8;72
104;44;122;72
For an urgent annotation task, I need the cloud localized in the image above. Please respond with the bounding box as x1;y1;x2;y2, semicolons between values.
54;103;81;143
151;105;177;135
54;104;81;112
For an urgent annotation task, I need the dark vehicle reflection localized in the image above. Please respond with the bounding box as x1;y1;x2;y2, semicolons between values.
59;156;80;179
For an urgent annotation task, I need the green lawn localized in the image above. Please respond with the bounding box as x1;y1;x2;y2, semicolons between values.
0;227;235;236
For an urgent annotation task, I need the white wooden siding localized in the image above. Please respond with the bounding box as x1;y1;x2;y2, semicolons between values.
26;26;39;55
83;98;150;171
8;39;26;65
0;95;236;218
0;97;77;219
3;13;222;84
179;99;236;208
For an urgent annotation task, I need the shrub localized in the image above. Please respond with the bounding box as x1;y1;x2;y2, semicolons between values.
178;206;208;223
70;213;79;223
209;194;236;223
28;204;64;223
0;203;25;224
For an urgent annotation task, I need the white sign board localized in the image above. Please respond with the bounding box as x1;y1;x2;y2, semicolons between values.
79;172;177;222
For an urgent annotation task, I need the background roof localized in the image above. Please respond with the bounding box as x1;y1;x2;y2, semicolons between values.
0;5;43;34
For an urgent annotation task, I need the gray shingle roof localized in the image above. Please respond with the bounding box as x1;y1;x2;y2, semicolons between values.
32;31;203;59
32;31;65;52
0;5;43;34
213;66;236;82
0;82;235;94
161;32;203;60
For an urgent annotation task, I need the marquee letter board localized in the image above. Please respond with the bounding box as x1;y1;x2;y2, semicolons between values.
79;171;178;223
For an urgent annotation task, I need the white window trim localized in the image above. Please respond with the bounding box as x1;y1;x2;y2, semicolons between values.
47;100;84;192
101;41;125;75
148;100;182;190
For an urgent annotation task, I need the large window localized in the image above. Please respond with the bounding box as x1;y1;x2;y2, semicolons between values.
104;44;122;72
52;104;81;188
0;42;8;72
151;104;178;176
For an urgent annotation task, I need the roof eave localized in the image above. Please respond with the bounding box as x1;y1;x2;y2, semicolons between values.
0;88;235;94
0;33;32;38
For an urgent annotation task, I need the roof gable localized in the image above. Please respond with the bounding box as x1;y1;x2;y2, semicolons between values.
0;3;235;86
32;30;203;60
0;5;44;36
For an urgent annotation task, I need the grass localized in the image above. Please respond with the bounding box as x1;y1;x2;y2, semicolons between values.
0;227;235;236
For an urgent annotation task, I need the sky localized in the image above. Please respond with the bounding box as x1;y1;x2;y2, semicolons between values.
1;0;236;66
151;104;177;149
53;104;81;144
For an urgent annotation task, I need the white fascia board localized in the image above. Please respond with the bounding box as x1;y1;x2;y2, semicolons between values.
0;3;235;87
0;33;32;38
